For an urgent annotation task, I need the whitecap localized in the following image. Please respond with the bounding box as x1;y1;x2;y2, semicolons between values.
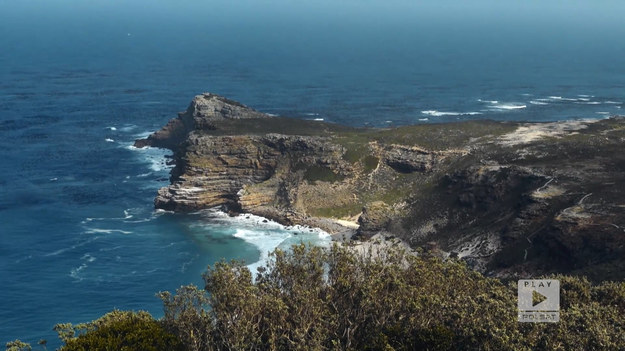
477;99;498;104
304;113;320;116
313;118;324;121
529;100;548;105
421;110;482;117
82;210;135;222
596;112;611;115
418;118;429;121
604;101;621;104
85;228;133;235
107;126;117;131
547;96;579;102
105;138;115;143
489;103;527;110
575;101;601;105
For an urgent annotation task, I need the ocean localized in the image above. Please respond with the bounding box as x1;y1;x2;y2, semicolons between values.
1;0;624;346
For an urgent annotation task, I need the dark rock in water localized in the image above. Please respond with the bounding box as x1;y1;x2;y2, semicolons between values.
138;93;625;281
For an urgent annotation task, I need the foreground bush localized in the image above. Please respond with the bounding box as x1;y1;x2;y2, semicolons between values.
160;244;624;350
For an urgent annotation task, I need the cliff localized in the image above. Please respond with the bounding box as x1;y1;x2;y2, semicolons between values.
136;93;625;281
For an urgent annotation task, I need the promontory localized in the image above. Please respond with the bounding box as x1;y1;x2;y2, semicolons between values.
135;93;625;281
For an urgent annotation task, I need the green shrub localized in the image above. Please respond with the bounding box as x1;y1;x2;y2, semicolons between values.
5;340;31;351
303;165;344;183
363;155;379;173
55;310;183;351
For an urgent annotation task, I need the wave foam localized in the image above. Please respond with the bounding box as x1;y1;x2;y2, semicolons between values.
85;228;133;235
542;96;603;104
198;209;331;272
126;142;173;172
81;253;96;263
489;103;527;110
421;110;482;117
234;228;292;273
70;264;88;281
477;99;499;104
529;100;548;105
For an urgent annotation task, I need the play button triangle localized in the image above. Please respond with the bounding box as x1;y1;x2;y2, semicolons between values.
532;290;548;307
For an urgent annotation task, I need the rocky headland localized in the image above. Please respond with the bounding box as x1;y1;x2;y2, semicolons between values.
136;93;625;281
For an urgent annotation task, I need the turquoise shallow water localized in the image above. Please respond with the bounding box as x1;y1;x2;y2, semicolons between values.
1;0;624;346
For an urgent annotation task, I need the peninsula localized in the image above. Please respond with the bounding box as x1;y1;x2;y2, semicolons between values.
136;93;625;281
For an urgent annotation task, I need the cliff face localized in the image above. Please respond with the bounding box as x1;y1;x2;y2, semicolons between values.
136;93;625;281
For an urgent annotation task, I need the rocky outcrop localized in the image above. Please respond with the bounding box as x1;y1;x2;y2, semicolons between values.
383;145;440;173
134;93;268;149
136;93;625;281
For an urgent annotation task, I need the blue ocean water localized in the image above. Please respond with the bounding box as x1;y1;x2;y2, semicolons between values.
1;0;625;346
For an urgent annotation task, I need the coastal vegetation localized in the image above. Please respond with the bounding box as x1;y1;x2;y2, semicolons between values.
10;244;625;350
